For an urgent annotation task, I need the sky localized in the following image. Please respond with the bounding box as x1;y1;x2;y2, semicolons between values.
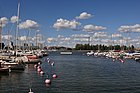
0;0;140;48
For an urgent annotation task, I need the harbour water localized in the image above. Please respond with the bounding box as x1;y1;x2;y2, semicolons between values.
0;51;140;93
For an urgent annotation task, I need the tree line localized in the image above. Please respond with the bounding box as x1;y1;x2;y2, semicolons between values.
75;44;135;51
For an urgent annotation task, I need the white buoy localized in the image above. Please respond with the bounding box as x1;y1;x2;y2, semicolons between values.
28;88;34;93
51;62;54;66
52;74;57;78
45;79;51;84
38;62;41;65
48;60;50;63
113;59;115;62
40;70;45;75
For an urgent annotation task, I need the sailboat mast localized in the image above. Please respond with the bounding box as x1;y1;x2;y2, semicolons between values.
15;1;20;52
0;22;2;51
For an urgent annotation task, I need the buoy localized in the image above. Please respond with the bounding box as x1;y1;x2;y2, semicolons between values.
113;59;115;62
40;70;45;75
52;74;57;78
119;59;124;63
34;64;37;68
37;66;41;69
48;60;51;63
120;59;124;63
45;79;51;84
28;88;34;93
37;68;42;72
51;62;54;66
38;62;41;65
47;58;49;60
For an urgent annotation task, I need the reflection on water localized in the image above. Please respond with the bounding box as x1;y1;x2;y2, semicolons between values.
0;51;140;93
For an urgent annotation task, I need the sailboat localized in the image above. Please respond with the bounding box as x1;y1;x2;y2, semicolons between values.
0;2;26;71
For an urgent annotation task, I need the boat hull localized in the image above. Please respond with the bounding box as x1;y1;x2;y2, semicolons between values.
0;67;9;73
60;51;72;55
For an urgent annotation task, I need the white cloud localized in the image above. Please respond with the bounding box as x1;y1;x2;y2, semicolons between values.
57;35;64;38
19;20;39;29
0;17;8;27
93;32;108;38
18;36;27;41
2;35;12;40
118;24;140;33
76;12;93;19
53;18;81;31
83;24;107;32
47;37;56;43
119;39;127;45
11;16;18;23
111;34;122;38
71;34;90;38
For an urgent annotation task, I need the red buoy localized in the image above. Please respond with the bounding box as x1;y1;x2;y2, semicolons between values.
37;66;41;69
34;64;37;68
40;70;45;75
37;68;42;72
45;79;51;84
52;74;57;78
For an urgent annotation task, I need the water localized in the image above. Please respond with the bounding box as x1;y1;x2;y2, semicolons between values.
0;51;140;93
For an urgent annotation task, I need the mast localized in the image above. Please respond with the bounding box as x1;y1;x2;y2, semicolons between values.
0;22;2;51
15;1;20;54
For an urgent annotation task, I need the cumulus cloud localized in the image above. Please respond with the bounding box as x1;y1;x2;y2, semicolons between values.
47;36;72;47
83;24;107;32
76;12;93;20
119;39;127;45
0;17;8;27
19;20;39;29
11;16;18;23
47;38;55;43
71;34;90;38
111;34;122;38
53;18;81;31
101;39;111;43
2;35;12;40
18;36;27;41
118;24;140;33
93;32;108;39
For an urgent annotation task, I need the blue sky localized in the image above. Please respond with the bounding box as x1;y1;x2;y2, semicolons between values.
0;0;140;47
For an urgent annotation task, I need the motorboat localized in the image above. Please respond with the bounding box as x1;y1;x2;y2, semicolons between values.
60;51;72;55
0;62;9;73
86;51;94;56
0;58;26;71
